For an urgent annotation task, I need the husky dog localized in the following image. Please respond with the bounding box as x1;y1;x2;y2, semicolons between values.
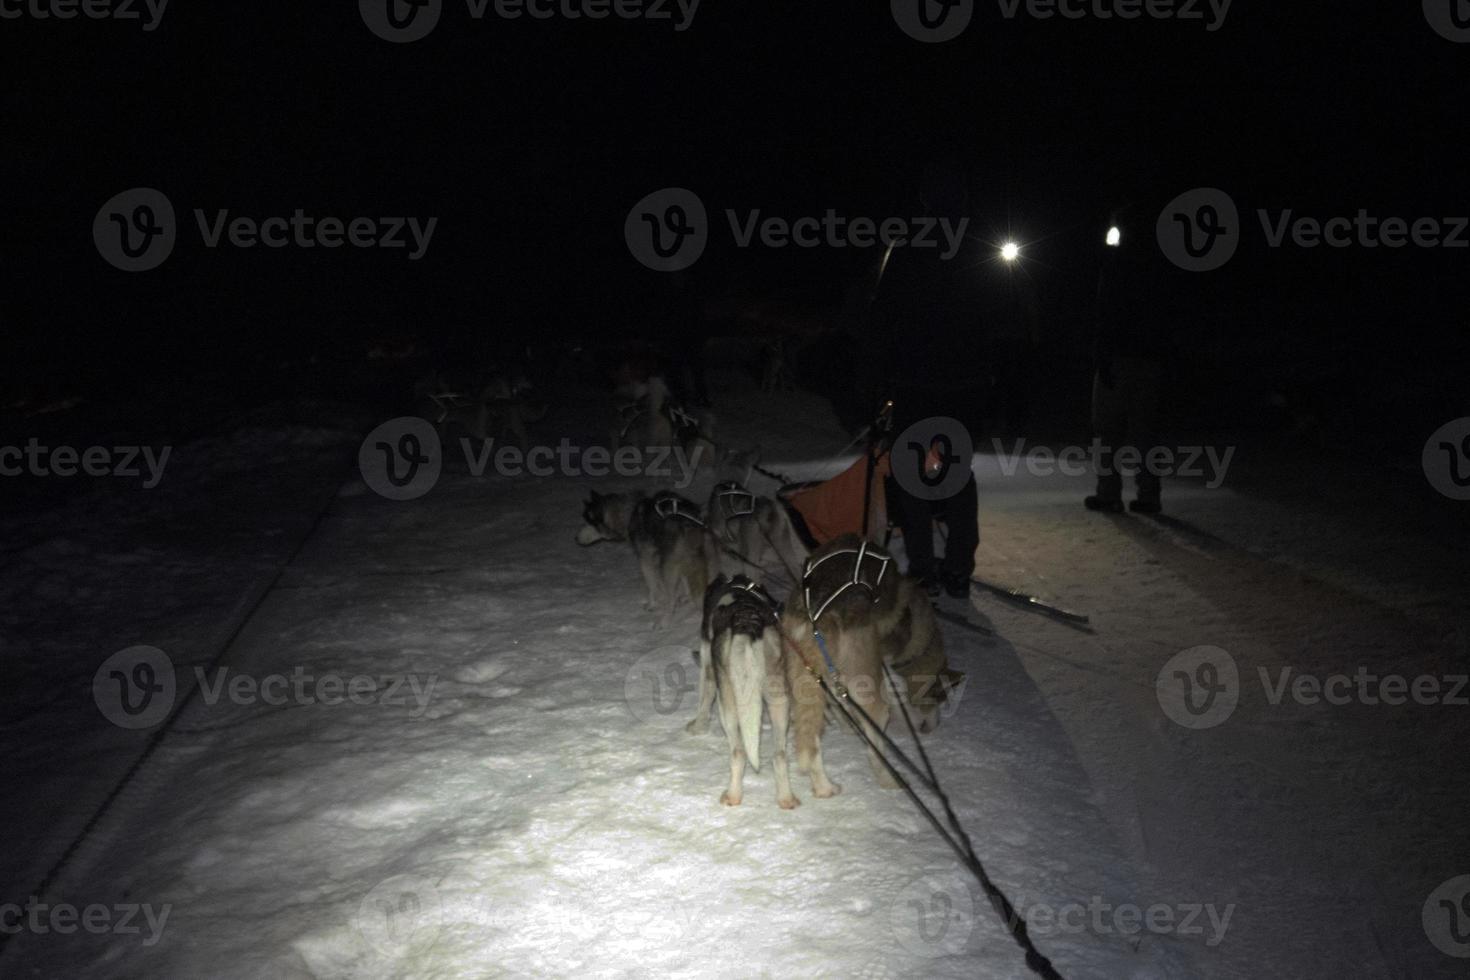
576;490;712;629
614;376;715;465
705;480;808;579
414;370;546;450
690;575;798;809
480;372;548;450
779;534;965;797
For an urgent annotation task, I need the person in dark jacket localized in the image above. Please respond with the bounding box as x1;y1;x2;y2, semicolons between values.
1085;212;1175;514
872;157;984;598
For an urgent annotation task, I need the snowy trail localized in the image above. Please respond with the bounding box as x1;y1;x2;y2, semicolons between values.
6;377;1466;978
9;441;1161;978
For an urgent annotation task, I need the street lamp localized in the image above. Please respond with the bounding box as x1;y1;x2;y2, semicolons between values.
1106;226;1121;247
1000;241;1020;262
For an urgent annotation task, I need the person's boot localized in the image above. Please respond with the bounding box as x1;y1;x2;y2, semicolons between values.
1129;496;1161;514
940;571;971;600
918;570;942;598
1084;494;1124;513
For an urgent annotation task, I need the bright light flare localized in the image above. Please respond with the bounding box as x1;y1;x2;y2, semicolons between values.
1000;242;1020;262
1106;226;1121;247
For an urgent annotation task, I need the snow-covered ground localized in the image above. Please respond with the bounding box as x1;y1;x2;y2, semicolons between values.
3;369;1467;978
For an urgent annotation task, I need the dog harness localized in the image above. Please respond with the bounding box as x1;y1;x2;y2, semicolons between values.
616;399;645;440
428;391;474;423
714;481;757;521
802;540;892;626
616;398;700;443
653;494;705;526
665;402;700;443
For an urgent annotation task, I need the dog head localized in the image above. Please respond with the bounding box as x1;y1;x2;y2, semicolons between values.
576;490;629;546
905;665;966;734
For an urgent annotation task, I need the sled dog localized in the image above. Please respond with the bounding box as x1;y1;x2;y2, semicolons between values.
576;490;712;629
705;480;808;579
614;376;715;465
689;575;798;808
414;370;546;449
779;534;964;797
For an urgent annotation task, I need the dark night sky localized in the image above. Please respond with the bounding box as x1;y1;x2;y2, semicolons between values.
3;2;1466;410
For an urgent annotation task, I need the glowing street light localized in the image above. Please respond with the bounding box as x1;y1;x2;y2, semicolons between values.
1000;241;1020;262
1106;226;1122;247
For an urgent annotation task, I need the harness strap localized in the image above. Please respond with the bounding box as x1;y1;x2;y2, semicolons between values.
715;483;757;520
654;495;705;527
429;391;474;424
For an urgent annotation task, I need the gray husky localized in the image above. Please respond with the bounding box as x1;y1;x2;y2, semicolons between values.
576;490;712;629
705;480;809;580
691;574;798;809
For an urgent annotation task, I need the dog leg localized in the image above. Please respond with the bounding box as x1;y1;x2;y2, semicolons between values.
715;654;746;806
653;557;682;630
638;556;662;614
685;640;715;735
855;693;899;789
765;645;799;809
785;637;840;798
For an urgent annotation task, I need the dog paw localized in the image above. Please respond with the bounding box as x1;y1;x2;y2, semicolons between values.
777;795;800;810
813;782;841;799
685;718;710;736
720;791;742;806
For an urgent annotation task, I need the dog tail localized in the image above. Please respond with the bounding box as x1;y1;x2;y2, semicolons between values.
727;632;765;770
